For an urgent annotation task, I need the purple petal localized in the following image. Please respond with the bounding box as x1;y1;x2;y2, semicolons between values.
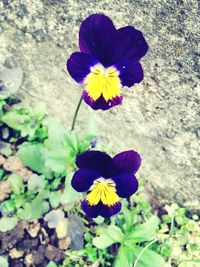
83;91;123;110
113;150;141;174
79;14;117;66
67;52;97;83
76;150;116;178
112;173;138;198
71;169;100;192
111;26;148;63
82;199;122;218
115;60;144;87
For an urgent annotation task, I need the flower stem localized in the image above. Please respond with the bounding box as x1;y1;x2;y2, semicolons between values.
71;96;83;131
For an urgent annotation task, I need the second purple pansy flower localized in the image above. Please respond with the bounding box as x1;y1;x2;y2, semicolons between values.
71;150;141;218
67;14;148;110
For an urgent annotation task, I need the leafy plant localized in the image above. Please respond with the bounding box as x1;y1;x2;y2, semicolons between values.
93;211;165;267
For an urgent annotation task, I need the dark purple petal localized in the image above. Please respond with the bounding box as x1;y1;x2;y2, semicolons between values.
83;91;123;110
115;60;144;87
71;169;100;192
112;173;138;198
81;199;100;218
76;150;116;178
82;199;122;218
67;52;97;83
111;26;148;63
113;150;141;174
79;14;117;66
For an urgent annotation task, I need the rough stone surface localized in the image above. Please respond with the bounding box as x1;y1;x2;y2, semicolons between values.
0;0;199;210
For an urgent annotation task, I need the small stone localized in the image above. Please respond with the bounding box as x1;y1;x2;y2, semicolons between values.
27;221;40;238
21;238;39;251
25;253;34;266
9;248;24;259
0;180;11;201
0;155;6;165
45;245;58;260
58;237;71;250
32;246;45;265
3;156;24;172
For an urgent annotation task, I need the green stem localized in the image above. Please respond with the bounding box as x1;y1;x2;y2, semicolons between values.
71;96;83;131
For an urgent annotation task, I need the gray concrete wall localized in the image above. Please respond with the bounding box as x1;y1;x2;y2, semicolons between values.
0;0;199;210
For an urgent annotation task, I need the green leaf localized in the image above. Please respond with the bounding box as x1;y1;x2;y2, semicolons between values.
126;216;159;244
107;225;124;243
0;216;18;232
0;169;4;180
47;119;66;146
0;199;15;214
45;148;74;174
93;234;116;249
114;245;134;267
46;261;58;267
9;174;24;194
30;191;49;219
17;203;32;220
122;206;132;231
132;246;166;267
0;256;9;267
61;173;80;204
49;191;62;208
28;174;46;192
0;141;12;156
18;143;53;178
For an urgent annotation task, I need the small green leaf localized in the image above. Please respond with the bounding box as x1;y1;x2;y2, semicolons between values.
46;261;58;267
0;216;18;232
126;216;159;244
49;191;62;208
93;234;116;249
18;143;53;178
132;246;166;267
17;203;32;220
0;256;9;267
0;169;4;180
107;225;124;243
9;174;24;195
114;245;133;267
61;173;80;204
28;174;46;192
0;141;12;156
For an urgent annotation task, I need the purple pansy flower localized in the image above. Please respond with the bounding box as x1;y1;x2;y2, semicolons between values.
71;150;141;218
67;13;148;110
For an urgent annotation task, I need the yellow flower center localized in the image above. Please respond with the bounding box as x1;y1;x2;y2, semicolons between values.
84;64;121;102
86;178;119;206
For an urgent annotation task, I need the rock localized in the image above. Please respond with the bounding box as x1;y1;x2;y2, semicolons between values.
0;155;6;165
32;245;46;265
0;179;11;201
9;248;24;259
3;155;32;182
26;221;41;238
21;238;39;251
25;253;34;266
45;245;65;262
68;215;84;250
0;0;199;210
58;237;71;250
0;221;25;253
0;67;23;99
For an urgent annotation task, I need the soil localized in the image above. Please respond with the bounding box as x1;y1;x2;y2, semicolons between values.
0;220;66;266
